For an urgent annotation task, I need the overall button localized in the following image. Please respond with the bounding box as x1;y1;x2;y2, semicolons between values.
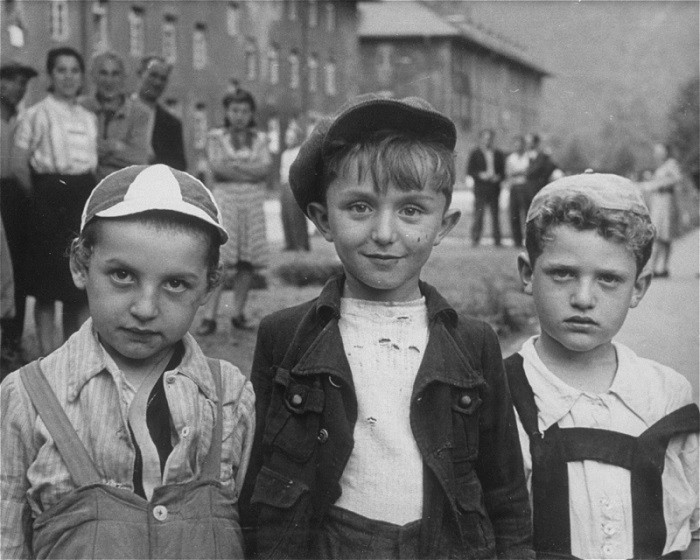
290;394;303;407
166;375;176;385
181;426;191;438
153;505;168;521
459;394;472;407
317;428;329;444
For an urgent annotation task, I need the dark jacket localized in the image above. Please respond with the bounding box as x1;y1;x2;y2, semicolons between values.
467;148;506;199
151;104;187;171
525;151;556;199
239;276;533;559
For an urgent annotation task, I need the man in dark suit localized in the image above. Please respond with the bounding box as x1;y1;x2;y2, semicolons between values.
524;133;556;204
467;128;505;246
135;55;187;171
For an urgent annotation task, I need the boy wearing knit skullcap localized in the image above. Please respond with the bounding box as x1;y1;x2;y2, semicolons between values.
1;164;254;559
506;172;699;559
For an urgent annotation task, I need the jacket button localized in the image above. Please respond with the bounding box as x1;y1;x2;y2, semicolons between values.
459;394;472;407
317;428;329;443
290;394;303;407
153;505;168;521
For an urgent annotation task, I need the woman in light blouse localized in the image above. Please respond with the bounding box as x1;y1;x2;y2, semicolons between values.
11;47;97;356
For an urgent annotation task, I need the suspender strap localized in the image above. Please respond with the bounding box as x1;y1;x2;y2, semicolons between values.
632;403;699;559
201;358;224;480
19;361;102;487
504;354;540;437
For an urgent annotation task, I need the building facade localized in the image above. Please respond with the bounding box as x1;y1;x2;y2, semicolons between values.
358;1;549;180
2;0;360;176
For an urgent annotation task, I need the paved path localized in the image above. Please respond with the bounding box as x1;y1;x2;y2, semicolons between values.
615;229;699;403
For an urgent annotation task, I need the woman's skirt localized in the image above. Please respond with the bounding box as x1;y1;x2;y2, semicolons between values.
27;172;96;303
213;181;268;269
649;191;675;242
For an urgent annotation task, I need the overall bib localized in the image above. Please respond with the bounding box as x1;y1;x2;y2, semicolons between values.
19;359;244;559
505;354;699;560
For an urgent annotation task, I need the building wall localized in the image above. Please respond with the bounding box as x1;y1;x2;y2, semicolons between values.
359;36;544;181
2;0;360;178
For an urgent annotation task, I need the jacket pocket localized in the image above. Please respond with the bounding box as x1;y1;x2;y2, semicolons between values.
451;387;482;474
263;370;324;463
454;473;496;557
251;466;312;559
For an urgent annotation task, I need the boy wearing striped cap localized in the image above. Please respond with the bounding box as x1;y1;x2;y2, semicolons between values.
1;164;254;559
506;172;699;559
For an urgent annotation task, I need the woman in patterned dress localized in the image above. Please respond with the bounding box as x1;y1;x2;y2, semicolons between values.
11;47;97;355
196;89;271;335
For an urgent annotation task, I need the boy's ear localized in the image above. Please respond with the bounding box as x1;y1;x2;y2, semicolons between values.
517;252;534;295
433;208;461;246
306;202;333;242
629;269;652;309
70;252;88;291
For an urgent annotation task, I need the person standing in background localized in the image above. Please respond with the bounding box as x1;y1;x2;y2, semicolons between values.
195;89;271;336
279;120;310;251
641;143;684;278
11;47;97;356
467;128;505;247
524;133;556;204
134;55;186;171
505;135;530;247
81;51;150;181
0;60;37;373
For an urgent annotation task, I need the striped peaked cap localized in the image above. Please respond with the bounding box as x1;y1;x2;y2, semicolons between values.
81;164;228;243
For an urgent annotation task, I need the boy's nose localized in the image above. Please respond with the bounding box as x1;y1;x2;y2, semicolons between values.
570;280;596;309
130;288;159;321
371;212;398;245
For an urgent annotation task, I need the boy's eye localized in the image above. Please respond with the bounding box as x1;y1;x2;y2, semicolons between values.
110;270;134;284
400;206;423;218
599;274;621;286
550;269;574;281
165;279;189;293
348;202;371;214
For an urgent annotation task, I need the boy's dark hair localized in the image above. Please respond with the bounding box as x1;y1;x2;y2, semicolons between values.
525;194;655;275
322;130;456;209
71;210;222;290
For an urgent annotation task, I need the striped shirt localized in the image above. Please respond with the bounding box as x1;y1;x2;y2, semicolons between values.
14;94;98;175
0;319;255;559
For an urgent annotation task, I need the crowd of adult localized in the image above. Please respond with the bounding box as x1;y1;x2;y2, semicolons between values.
467;129;558;248
0;49;217;374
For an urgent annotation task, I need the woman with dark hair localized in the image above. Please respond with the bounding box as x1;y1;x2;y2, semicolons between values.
196;89;271;335
11;47;97;355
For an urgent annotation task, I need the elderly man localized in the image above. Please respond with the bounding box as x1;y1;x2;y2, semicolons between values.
0;59;37;374
80;51;151;181
134;55;187;171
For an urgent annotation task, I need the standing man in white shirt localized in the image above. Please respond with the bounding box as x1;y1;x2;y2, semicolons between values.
505;135;531;247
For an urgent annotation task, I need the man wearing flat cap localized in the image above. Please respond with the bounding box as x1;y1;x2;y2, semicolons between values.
1;59;37;374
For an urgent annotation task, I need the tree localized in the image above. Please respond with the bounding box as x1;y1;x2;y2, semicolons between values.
667;76;699;187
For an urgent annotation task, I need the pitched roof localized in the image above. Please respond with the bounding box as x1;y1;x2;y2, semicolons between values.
358;1;550;76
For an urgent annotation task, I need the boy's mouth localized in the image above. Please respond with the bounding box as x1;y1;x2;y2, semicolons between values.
364;253;402;260
564;316;597;325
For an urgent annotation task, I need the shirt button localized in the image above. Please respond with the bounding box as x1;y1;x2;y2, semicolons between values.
603;523;616;536
317;428;329;444
459;394;472;407
181;426;191;438
153;505;168;521
290;394;303;407
602;544;614;556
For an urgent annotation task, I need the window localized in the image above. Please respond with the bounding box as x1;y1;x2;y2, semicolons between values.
245;39;258;81
325;3;336;33
50;0;70;41
268;45;280;85
129;6;145;58
193;103;208;150
162;14;177;64
288;50;300;89
325;58;337;96
308;0;318;28
226;2;239;36
287;0;297;21
307;54;318;93
193;23;208;70
91;2;109;52
5;0;26;47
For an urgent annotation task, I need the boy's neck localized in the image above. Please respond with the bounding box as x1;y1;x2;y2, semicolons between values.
534;334;618;394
